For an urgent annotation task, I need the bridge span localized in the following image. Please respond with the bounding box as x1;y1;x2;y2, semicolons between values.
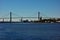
0;12;60;23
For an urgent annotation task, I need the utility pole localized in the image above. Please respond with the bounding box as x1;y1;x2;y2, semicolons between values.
10;12;12;23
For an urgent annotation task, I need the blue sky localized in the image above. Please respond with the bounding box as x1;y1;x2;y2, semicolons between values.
0;0;60;18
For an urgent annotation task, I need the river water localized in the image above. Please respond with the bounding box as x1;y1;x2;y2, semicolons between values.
0;23;60;40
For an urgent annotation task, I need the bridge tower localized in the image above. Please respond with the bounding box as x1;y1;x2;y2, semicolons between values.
38;11;42;21
38;12;40;20
10;12;12;22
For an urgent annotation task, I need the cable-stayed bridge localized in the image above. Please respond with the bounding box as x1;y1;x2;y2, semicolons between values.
0;12;60;23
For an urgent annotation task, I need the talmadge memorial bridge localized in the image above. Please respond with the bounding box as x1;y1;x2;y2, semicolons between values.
0;12;60;23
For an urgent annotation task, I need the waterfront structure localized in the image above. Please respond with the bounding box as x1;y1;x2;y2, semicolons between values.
0;11;60;23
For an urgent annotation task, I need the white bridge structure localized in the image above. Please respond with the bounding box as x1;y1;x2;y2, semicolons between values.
0;12;60;23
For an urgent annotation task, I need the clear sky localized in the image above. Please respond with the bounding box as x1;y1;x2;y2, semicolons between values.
0;0;60;18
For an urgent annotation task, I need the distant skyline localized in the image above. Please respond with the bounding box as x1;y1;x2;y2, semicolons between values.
0;0;60;18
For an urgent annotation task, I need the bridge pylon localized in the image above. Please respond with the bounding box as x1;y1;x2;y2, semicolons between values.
10;12;12;22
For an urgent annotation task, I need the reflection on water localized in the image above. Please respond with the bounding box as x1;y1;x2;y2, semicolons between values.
0;23;60;40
